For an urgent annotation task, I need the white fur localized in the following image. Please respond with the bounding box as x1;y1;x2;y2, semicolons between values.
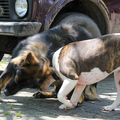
103;71;120;111
53;48;77;109
78;68;109;85
58;78;78;109
53;47;69;80
53;47;120;111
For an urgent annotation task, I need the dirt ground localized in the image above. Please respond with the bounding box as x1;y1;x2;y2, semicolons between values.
0;55;120;120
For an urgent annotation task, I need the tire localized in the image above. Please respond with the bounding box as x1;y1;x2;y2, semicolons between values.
52;12;101;38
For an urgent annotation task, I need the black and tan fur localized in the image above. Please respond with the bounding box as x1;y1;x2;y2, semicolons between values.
0;24;99;102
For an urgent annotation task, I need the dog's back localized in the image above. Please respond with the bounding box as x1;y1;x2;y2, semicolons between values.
12;24;93;63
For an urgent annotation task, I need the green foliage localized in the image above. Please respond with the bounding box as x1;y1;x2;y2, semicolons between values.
3;111;9;115
3;61;7;64
26;97;33;100
15;111;22;117
10;104;13;109
0;62;3;67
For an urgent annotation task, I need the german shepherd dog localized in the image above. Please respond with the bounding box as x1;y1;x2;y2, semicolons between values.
0;24;99;103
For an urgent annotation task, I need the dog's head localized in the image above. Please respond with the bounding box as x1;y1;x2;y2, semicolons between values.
4;51;55;96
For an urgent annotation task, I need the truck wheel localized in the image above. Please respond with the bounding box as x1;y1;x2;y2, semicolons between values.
52;12;101;37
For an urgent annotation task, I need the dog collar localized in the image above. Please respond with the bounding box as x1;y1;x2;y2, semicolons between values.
51;72;60;81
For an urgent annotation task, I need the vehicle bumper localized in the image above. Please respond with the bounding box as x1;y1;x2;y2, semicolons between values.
0;22;42;37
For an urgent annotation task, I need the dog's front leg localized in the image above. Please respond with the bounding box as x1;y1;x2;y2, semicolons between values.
57;78;78;110
70;84;86;106
103;70;120;111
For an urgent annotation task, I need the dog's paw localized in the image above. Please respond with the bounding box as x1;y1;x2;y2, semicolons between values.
59;103;75;110
33;92;45;98
103;106;115;111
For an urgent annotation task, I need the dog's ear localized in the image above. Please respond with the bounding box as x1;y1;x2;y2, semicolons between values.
24;52;39;65
11;51;39;66
39;58;52;76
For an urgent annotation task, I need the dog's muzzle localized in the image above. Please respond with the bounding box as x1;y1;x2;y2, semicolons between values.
4;89;9;96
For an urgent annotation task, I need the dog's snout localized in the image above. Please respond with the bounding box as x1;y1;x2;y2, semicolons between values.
40;88;42;91
4;89;9;96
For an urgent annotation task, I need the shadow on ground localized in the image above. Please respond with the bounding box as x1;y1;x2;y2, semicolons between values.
0;55;120;120
0;75;120;120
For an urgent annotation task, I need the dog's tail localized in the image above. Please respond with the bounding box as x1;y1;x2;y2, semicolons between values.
78;85;100;103
84;85;100;101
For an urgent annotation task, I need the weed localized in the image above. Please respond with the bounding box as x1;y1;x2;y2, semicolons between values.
10;104;13;109
3;111;9;115
15;111;22;117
